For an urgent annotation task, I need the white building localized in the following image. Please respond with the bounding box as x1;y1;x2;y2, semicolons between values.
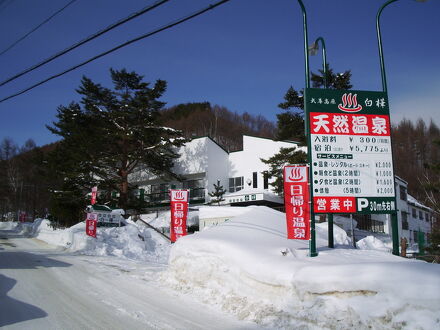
130;134;435;246
129;135;303;209
346;176;435;247
394;176;434;246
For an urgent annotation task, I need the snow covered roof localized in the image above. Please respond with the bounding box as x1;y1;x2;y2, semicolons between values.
407;194;432;211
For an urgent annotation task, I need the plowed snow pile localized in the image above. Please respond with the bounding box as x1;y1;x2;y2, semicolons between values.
5;219;170;264
163;206;440;329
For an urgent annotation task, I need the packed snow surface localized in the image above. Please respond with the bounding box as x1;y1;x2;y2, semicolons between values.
164;206;440;329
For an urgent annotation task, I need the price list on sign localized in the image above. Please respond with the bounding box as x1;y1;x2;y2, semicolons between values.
305;88;396;214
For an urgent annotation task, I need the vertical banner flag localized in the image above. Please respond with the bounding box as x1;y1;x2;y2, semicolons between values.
284;165;310;240
86;212;97;238
170;189;189;242
91;186;98;205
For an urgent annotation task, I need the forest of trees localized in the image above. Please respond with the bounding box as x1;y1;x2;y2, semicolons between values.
161;102;276;151
392;119;440;204
0;138;56;222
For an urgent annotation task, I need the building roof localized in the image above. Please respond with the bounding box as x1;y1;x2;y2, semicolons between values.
407;194;432;212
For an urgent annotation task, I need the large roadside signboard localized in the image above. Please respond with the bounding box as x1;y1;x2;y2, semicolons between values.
305;88;396;214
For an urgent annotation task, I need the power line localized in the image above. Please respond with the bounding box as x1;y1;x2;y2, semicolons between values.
0;0;78;57
0;0;170;87
0;0;232;104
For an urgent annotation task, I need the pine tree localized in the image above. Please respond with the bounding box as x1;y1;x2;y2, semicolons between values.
261;147;307;194
267;64;353;195
276;63;352;142
46;68;186;219
208;180;227;205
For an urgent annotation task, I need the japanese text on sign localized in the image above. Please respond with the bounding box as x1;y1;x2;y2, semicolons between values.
306;88;396;214
86;212;97;238
170;190;189;242
283;165;310;240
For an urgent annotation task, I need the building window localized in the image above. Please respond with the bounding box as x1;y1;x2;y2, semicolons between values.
419;210;424;220
183;179;204;189
263;171;269;190
412;208;417;218
183;179;204;199
253;172;257;188
353;214;384;233
400;186;407;201
425;213;429;222
413;230;418;243
401;211;409;230
229;176;244;193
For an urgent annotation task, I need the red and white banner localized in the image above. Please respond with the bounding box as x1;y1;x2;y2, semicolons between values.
170;189;189;242
86;212;97;238
91;186;98;205
283;165;310;240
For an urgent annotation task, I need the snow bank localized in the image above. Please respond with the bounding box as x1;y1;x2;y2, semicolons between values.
163;206;440;329
357;235;392;253
0;221;20;231
142;210;198;228
11;219;171;264
199;206;251;219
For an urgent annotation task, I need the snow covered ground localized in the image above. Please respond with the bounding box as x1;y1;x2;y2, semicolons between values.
1;206;439;329
164;207;440;329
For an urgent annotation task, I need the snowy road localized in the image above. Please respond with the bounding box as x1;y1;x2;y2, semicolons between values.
0;229;259;330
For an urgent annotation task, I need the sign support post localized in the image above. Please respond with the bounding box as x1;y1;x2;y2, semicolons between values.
391;212;399;255
328;214;334;248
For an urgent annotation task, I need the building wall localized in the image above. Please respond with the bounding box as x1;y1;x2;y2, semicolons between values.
130;135;302;206
205;138;230;199
228;136;303;192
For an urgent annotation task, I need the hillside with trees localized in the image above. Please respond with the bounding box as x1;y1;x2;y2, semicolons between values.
392;118;440;204
160;102;276;151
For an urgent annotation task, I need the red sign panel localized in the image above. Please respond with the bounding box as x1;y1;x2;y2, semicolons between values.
91;186;98;205
310;113;390;136
86;212;97;238
19;212;26;222
170;190;189;242
313;196;356;213
283;165;310;240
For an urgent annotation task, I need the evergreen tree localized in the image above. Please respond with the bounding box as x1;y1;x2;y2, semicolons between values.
267;64;352;194
208;180;227;205
46;68;185;221
261;147;307;194
276;63;352;143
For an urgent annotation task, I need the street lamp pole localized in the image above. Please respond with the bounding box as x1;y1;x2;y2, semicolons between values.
376;0;427;256
309;37;328;89
309;36;333;248
297;0;310;89
376;0;400;93
297;0;317;257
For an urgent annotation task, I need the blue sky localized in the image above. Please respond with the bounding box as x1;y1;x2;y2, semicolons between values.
0;0;439;147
